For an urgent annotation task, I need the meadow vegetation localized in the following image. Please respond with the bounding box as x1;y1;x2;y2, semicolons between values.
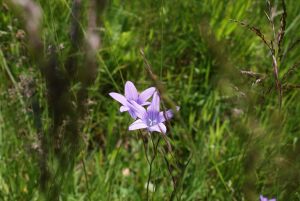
1;0;300;200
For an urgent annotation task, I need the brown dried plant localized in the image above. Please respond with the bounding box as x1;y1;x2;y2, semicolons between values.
231;0;300;108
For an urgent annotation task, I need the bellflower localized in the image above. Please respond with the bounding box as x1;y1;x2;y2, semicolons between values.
128;92;179;134
109;81;155;119
260;195;276;201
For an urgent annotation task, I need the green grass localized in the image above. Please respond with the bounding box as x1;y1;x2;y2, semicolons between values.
1;0;300;200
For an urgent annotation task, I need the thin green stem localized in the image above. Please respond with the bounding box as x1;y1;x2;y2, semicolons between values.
82;158;91;201
146;133;160;201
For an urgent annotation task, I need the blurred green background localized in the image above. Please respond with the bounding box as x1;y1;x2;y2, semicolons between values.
1;0;300;200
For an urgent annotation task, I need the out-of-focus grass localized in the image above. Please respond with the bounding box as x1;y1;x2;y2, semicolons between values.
1;0;300;200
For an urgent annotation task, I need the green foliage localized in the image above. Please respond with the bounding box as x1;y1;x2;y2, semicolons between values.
1;0;300;200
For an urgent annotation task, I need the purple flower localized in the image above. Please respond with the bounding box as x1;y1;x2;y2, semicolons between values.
128;92;179;134
260;195;276;201
109;81;156;119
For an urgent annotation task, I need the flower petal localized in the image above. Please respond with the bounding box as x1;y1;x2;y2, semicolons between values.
149;123;166;134
128;109;137;119
109;92;128;106
147;92;160;112
139;87;156;102
129;119;148;130
141;101;151;106
259;196;267;201
120;106;129;112
128;101;146;119
125;81;138;100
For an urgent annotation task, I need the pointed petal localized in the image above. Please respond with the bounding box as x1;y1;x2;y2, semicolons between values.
125;81;138;100
139;87;156;102
158;123;167;134
147;92;160;112
149;123;166;133
120;106;129;112
129;119;148;130
109;92;128;106
141;101;151;106
128;109;137;119
128;101;146;119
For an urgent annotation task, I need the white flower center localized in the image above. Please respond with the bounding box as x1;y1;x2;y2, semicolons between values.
148;118;157;126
